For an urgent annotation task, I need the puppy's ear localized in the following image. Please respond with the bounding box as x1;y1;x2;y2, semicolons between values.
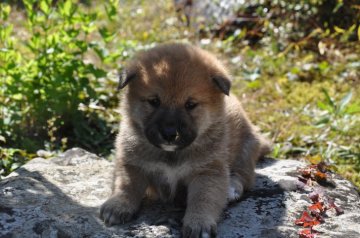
118;69;137;90
212;75;231;95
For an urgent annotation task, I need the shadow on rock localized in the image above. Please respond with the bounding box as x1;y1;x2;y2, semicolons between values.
0;168;110;238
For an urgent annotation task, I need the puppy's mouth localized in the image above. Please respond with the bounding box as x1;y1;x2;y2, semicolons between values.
160;144;178;152
144;127;196;152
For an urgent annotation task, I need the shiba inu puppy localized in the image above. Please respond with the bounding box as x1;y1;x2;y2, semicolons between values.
100;43;271;238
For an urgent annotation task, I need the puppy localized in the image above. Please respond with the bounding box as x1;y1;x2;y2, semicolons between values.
100;43;271;237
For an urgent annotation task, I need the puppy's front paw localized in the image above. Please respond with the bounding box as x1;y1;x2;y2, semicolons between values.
227;183;244;203
182;219;217;238
100;195;136;226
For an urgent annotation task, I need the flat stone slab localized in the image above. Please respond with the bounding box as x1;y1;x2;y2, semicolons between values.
1;148;359;238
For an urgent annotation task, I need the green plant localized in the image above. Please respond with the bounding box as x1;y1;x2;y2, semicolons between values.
313;89;359;166
315;89;359;130
0;145;31;179
0;0;122;155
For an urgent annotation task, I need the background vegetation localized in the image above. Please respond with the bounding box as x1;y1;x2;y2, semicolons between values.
0;0;359;187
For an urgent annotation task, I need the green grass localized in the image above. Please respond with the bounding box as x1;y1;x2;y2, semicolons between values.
1;0;359;187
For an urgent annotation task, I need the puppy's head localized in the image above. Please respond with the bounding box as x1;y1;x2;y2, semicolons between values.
119;43;231;151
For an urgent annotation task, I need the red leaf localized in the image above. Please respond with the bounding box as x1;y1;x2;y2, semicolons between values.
311;212;325;223
295;211;312;225
304;219;320;227
295;211;320;227
299;229;315;238
309;202;325;214
314;171;327;182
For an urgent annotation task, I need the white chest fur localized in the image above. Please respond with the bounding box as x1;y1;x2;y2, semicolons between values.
141;160;192;199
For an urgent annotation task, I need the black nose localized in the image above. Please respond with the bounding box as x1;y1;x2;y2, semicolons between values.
160;126;178;142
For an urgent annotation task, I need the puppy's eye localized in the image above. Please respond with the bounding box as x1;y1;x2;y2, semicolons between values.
148;97;161;108
185;101;198;110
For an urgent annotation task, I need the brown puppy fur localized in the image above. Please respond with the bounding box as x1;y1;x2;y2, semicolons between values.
100;43;271;237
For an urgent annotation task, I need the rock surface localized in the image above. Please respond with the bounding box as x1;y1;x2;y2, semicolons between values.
1;148;359;238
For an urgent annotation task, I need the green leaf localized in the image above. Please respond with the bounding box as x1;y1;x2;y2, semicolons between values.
314;116;330;127
334;26;345;33
12;94;23;100
318;61;329;73
321;88;335;111
338;91;352;113
85;64;107;78
247;80;261;89
104;0;118;21
345;104;360;114
317;101;331;111
23;0;35;21
92;46;106;61
81;22;97;34
10;162;22;171
66;28;80;38
0;25;13;42
332;1;343;13
75;40;88;53
0;4;11;20
39;0;51;15
288;147;308;153
99;27;116;43
271;143;281;158
64;0;72;15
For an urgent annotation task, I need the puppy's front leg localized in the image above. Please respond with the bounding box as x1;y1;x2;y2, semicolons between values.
100;163;148;226
183;162;229;238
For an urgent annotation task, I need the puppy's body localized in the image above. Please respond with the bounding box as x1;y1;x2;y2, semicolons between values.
100;44;270;237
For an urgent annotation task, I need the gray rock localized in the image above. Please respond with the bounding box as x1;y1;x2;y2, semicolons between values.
36;150;53;159
1;148;359;238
